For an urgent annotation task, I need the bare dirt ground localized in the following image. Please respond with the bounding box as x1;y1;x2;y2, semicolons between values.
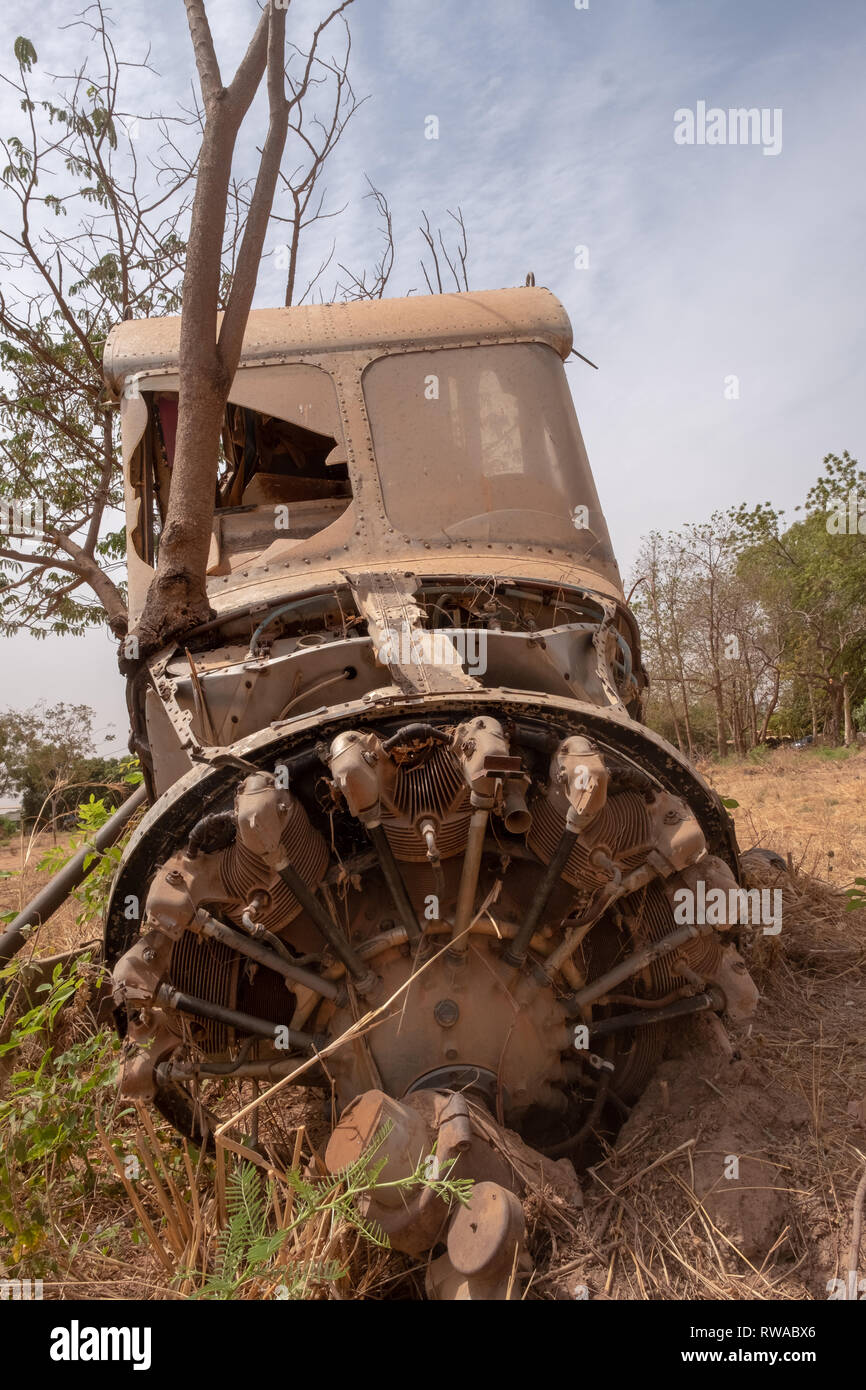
0;830;88;957
705;745;866;887
536;747;866;1300
2;747;864;1300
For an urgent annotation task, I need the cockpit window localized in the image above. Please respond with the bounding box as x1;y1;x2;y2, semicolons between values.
363;342;618;571
213;365;351;568
219;402;347;509
128;364;352;576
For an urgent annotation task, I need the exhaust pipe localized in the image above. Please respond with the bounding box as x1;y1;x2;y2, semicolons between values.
449;717;518;955
0;784;147;969
502;778;531;835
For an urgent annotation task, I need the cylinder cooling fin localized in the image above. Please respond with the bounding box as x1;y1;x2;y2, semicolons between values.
107;698;753;1150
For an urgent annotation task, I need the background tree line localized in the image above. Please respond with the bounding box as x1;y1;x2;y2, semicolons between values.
0;701;131;833
632;450;866;757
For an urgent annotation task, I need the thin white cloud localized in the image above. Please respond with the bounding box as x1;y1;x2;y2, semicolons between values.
1;0;863;727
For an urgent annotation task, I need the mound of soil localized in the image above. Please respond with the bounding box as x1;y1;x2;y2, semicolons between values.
535;854;866;1300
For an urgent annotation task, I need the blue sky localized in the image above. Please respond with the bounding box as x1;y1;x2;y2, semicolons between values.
2;0;864;747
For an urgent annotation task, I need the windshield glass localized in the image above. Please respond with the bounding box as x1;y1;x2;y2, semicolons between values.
363;343;618;572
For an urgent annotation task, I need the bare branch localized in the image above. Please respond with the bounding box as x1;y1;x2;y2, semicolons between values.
333;179;394;300
419;206;469;294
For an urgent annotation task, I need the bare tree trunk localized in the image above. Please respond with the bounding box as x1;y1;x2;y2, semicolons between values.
285;190;301;306
827;678;842;745
677;663;695;760
808;683;819;741
730;681;746;757
843;671;855;746
131;1;354;659
644;567;684;754
741;645;759;747
667;605;694;759
758;668;780;743
711;662;727;757
132;3;274;654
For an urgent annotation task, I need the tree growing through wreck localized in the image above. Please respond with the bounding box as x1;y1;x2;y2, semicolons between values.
0;2;475;653
0;1;363;642
131;0;354;658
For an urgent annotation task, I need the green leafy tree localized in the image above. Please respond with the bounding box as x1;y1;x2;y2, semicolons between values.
0;701;129;830
0;4;370;648
0;7;471;655
0;11;200;638
634;452;866;753
730;452;866;746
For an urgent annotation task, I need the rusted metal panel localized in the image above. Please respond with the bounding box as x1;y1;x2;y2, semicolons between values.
103;287;573;394
101;282;754;1302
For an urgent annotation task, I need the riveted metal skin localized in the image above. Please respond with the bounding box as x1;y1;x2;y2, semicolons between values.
102;288;756;1300
110;289;624;634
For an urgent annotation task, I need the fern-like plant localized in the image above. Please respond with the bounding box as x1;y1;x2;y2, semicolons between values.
193;1122;474;1300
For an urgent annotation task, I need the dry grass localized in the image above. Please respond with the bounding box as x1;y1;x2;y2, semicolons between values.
535;748;866;1300
0;829;86;957
702;745;866;887
94;1106;423;1302
3;747;866;1300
